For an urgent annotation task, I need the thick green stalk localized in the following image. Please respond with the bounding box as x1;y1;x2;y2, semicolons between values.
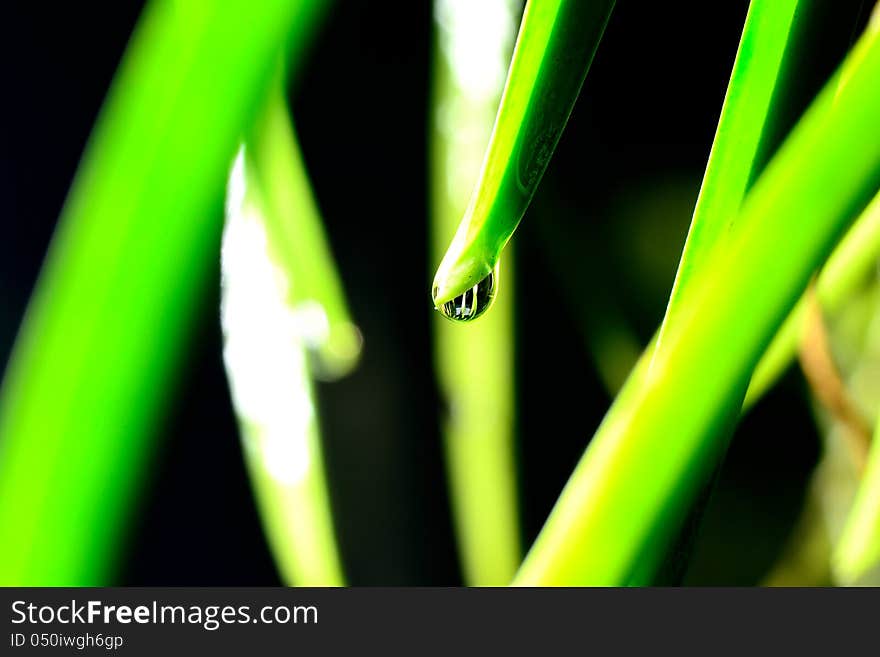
431;0;523;585
432;0;614;309
222;111;346;584
515;22;880;586
0;0;324;585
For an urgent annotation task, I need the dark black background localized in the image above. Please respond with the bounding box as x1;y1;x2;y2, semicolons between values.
0;1;872;585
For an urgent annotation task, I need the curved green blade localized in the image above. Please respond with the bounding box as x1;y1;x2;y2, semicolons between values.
432;0;615;309
0;0;324;585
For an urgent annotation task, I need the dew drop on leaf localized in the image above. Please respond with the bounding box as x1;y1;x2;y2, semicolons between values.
435;264;499;322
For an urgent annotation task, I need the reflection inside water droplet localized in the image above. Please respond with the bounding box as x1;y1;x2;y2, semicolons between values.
435;265;498;322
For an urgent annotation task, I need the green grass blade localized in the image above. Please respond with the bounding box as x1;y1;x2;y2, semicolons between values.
0;0;324;585
432;0;614;310
655;0;809;358
431;0;523;585
515;21;880;586
222;134;345;586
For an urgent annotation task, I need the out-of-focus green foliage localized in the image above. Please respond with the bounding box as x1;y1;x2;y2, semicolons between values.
836;423;880;584
832;272;880;584
768;252;880;585
0;0;326;585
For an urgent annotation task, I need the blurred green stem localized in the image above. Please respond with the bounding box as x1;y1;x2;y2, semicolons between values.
222;88;347;584
246;76;361;381
0;0;324;585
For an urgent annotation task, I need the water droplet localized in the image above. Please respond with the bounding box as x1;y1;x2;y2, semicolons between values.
435;265;498;322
